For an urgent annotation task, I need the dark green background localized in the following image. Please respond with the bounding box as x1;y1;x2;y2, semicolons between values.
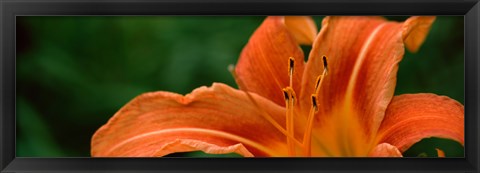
16;16;464;157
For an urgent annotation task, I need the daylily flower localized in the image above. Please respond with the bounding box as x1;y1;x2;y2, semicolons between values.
91;16;464;157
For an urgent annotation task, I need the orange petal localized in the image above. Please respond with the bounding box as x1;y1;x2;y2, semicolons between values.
368;143;403;157
155;138;253;157
375;94;464;153
91;83;289;157
302;16;436;141
235;16;307;106
402;16;436;52
436;148;445;157
284;16;318;45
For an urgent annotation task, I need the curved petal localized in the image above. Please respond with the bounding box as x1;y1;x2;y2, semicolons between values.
402;16;436;52
303;16;436;142
284;16;318;45
375;94;464;153
235;16;309;106
436;148;445;157
155;139;254;157
368;143;403;157
91;83;289;157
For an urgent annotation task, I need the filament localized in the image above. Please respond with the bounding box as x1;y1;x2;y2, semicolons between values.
302;94;317;156
283;87;297;156
228;65;304;149
303;56;329;156
229;54;332;157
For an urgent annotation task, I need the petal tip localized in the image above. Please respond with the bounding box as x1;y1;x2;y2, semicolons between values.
284;16;318;45
402;16;436;53
369;143;403;157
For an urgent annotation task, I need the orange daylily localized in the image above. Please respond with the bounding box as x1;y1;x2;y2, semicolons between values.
91;16;464;157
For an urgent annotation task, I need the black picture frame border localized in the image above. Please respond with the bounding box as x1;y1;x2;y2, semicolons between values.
1;0;479;172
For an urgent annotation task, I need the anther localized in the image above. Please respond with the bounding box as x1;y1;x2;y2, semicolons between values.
303;94;318;156
311;94;318;112
283;87;296;156
229;63;304;152
313;56;329;94
283;89;290;102
288;57;295;88
303;56;329;156
291;91;296;104
289;57;295;76
322;56;328;74
282;87;296;105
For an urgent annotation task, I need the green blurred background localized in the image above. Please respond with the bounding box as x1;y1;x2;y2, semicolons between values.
16;16;464;157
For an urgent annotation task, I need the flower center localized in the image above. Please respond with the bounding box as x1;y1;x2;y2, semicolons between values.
282;56;328;156
228;56;328;157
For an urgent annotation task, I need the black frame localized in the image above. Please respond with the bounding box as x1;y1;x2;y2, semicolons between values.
1;0;479;172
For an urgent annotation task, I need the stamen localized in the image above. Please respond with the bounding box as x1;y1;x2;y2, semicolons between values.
288;57;295;88
302;94;334;156
322;55;328;75
289;57;295;76
291;90;296;104
286;58;297;156
283;87;296;156
314;56;329;95
314;75;323;92
311;95;318;112
302;56;330;156
302;94;317;156
283;89;290;102
228;64;304;149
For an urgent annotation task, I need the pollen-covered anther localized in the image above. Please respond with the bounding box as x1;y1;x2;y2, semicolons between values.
311;94;318;112
288;57;295;88
282;86;297;156
229;63;304;151
303;56;329;156
283;89;290;103
288;57;295;75
282;87;297;105
291;90;296;104
322;55;328;75
302;93;319;156
313;56;329;94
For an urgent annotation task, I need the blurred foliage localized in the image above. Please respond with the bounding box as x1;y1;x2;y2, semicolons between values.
16;16;464;157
